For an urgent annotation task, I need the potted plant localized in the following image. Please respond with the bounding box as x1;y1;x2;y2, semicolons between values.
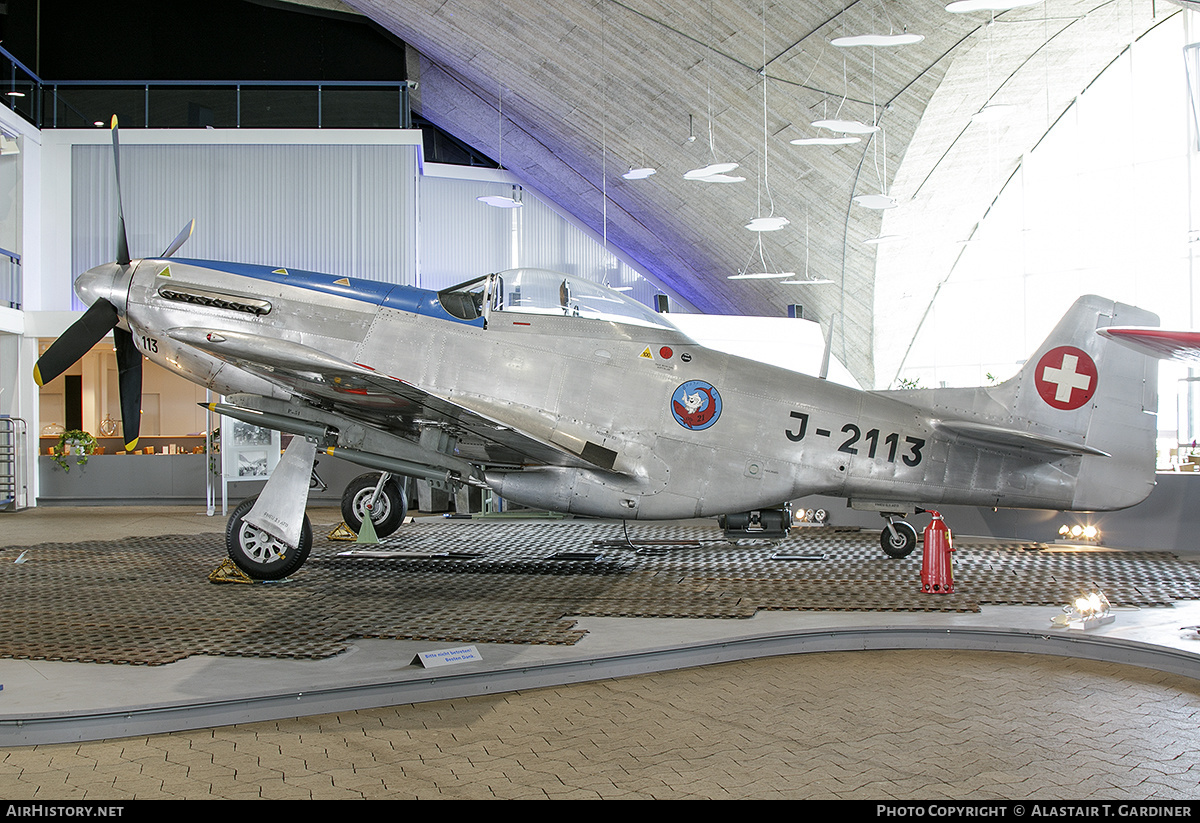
53;429;97;472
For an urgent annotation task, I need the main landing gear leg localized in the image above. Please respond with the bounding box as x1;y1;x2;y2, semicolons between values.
226;437;316;580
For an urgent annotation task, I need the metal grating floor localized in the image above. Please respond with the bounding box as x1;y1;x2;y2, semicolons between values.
3;519;1200;667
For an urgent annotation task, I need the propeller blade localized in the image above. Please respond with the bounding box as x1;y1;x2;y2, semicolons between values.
161;219;195;259
33;298;120;387
113;327;143;452
111;115;131;266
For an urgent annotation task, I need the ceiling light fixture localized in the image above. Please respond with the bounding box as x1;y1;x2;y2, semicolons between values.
624;146;657;180
623;166;657;180
790;136;862;146
831;33;924;47
685;161;740;179
479;86;525;209
687;172;745;183
853;193;899;209
687;0;741;184
781;213;834;284
478;185;524;209
745;216;790;232
730;270;795;280
731;232;793;280
744;2;788;232
780;276;834;285
812;118;879;134
945;0;1039;12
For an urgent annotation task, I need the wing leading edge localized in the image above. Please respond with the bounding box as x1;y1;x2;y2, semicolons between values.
169;326;623;472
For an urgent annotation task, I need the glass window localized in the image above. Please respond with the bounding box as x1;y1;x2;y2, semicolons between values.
498;268;674;330
440;268;676;331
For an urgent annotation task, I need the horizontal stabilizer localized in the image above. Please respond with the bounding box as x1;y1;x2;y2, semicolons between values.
1097;326;1200;363
934;418;1111;458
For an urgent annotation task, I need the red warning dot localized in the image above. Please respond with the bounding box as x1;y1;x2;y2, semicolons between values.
660;346;673;359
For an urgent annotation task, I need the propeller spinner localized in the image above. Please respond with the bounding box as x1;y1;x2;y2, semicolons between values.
33;116;194;453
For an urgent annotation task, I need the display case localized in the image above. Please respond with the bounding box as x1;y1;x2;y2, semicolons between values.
36;435;365;506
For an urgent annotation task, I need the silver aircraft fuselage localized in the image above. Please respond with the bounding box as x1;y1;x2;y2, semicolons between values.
73;257;1159;522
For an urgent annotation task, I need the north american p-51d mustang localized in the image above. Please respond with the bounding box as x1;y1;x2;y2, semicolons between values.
35;122;1162;580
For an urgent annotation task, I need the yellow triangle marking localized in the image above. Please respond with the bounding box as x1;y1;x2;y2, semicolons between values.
273;268;288;275
334;277;350;286
639;347;654;360
208;558;256;584
157;265;171;277
328;521;357;541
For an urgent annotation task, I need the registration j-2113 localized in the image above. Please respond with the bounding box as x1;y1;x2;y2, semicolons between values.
785;411;925;467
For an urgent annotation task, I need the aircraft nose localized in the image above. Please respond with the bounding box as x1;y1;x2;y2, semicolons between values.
74;262;129;313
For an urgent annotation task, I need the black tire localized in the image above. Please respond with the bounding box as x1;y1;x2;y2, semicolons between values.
759;509;786;534
226;496;313;580
880;519;918;558
340;473;408;538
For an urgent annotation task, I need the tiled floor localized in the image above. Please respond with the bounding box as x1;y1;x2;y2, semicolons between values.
2;649;1199;799
2;506;1199;800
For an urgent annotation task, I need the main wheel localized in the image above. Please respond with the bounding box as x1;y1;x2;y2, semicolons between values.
341;473;408;538
226;496;313;580
880;519;918;558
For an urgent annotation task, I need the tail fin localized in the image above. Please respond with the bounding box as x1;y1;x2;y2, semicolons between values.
995;295;1158;509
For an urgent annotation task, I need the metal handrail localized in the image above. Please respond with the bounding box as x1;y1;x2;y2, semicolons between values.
0;44;415;131
0;246;20;310
0;416;28;512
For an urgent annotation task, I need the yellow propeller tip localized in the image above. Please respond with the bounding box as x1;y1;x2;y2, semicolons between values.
124;438;139;453
110;114;118;129
33;365;43;387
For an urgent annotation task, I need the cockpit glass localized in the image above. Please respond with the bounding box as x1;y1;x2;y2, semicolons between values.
495;269;674;330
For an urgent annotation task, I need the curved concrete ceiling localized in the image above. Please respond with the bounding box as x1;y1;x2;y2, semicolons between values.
335;0;1180;387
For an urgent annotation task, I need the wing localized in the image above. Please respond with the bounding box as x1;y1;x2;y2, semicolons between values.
169;327;617;471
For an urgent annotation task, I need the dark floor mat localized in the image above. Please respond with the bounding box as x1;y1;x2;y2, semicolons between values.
1;520;1197;665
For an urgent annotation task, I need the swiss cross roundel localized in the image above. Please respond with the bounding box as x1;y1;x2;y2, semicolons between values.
1035;346;1098;411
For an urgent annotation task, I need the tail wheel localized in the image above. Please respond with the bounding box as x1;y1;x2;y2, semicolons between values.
226;496;312;580
341;473;408;538
880;519;918;558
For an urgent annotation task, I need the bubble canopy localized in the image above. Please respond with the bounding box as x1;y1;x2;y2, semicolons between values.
439;268;675;331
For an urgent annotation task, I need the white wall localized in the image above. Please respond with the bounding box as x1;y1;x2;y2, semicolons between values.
0;105;42;502
53;128;422;309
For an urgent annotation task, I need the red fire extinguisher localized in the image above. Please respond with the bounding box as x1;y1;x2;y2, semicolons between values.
922;510;954;594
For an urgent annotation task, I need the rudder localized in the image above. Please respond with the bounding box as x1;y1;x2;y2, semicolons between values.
1003;295;1159;509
